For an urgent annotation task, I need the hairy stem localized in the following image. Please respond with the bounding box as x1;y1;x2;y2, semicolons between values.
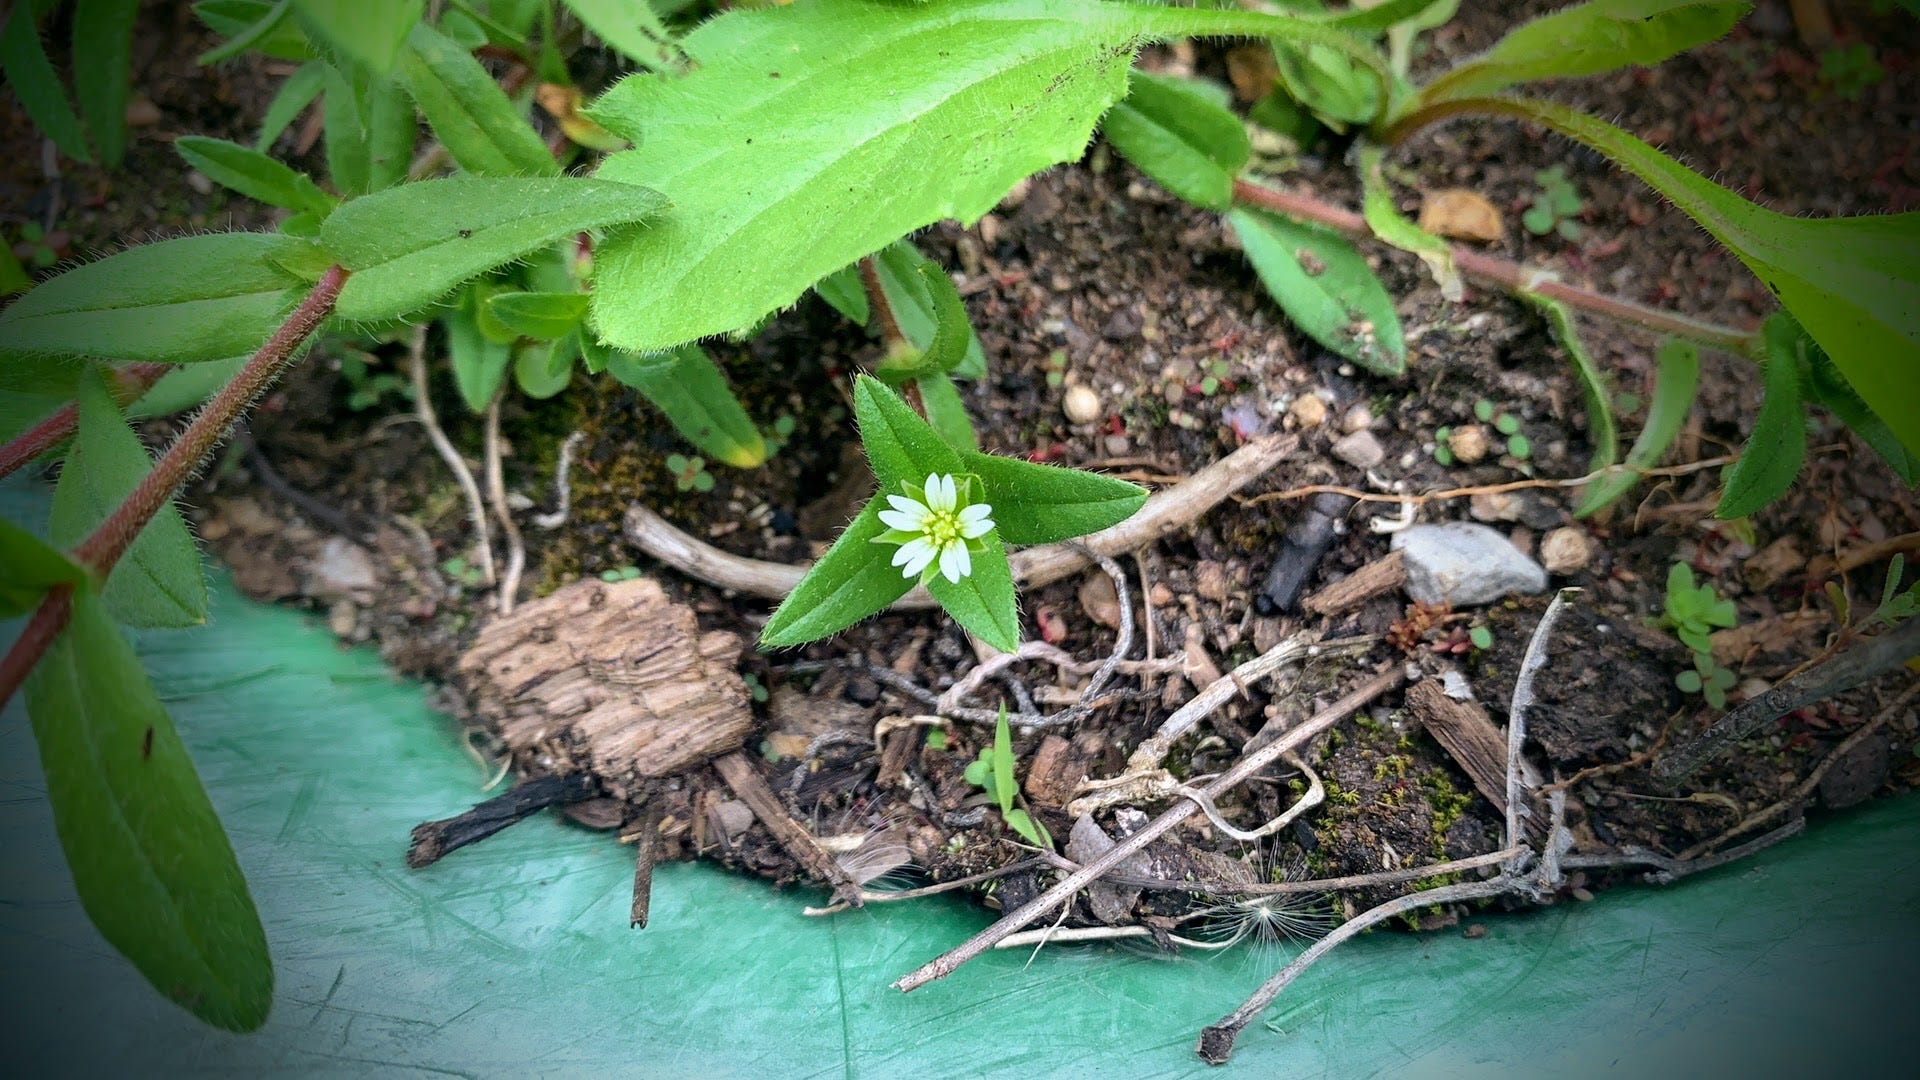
0;362;173;482
0;584;73;714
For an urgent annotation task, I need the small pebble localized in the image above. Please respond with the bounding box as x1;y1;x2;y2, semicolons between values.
1148;583;1174;608
1447;424;1491;464
1332;429;1385;469
1288;393;1328;429
1540;526;1593;575
1062;384;1102;424
1341;404;1373;434
1193;560;1230;602
125;96;162;127
1462;924;1487;939
186;171;214;195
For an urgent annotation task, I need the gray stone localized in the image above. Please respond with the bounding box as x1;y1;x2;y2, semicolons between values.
307;536;378;602
1332;429;1385;469
1391;522;1548;606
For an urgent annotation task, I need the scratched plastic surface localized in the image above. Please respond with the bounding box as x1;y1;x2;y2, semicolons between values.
2;482;1915;1076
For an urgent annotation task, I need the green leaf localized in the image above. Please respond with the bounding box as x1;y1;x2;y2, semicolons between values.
1325;0;1458;34
23;590;272;1031
760;498;915;648
1528;296;1617;473
320;61;413;196
0;232;300;366
1717;312;1807;518
128;357;249;421
486;291;590;340
176;136;338;214
590;338;669;380
1577;337;1698;517
293;0;423;75
1675;669;1702;693
1420;0;1749;105
512;338;573;399
875;262;974;382
872;242;987;381
991;709;1016;814
1102;70;1251;210
1002;807;1051;849
49;368;208;627
1;2;91;163
960;450;1146;546
73;0;139;167
1270;38;1382;132
852;374;963;489
0;515;86;618
1227;207;1406;375
445;288;511;412
195;0;311;63
0;241;31;297
1796;314;1919;485
559;0;680;70
255;60;326;150
919;372;980;451
1357;143;1461;302
396;21;556;178
321;176;667;322
813;265;870;325
1472;98;1920;459
924;528;1020;653
609;344;767;467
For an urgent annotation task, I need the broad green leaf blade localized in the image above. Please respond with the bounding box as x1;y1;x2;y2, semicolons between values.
1227;207;1407;375
875;263;974;382
1480;98;1920;458
396;21;556;178
195;0;311;64
1528;296;1618;473
1576;337;1698;517
610;344;767;467
1358;143;1461;302
760;497;915;648
293;0;422;75
919;372;979;451
1800;319;1919;484
444;290;511;412
1102;70;1250;210
1;3;91;163
961;450;1146;546
486;291;590;340
1325;0;1458;33
175;136;338;214
1717;315;1807;518
321;177;667;322
512;339;573;399
23;590;273;1031
852;374;964;490
813;265;869;325
873;243;987;381
48;368;209;628
256;60;326;150
72;0;139;167
924;530;1019;653
1420;0;1749;105
991;710;1017;814
0;515;86;618
0;232;300;365
320;61;413;196
559;0;680;70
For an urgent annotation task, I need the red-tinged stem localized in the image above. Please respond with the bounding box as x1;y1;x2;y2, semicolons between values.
0;362;173;482
71;266;349;581
0;584;71;715
1229;178;1760;356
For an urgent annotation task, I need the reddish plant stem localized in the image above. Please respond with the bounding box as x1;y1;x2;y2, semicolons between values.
72;266;349;581
0;362;173;482
1229;178;1758;356
0;585;72;714
857;255;907;350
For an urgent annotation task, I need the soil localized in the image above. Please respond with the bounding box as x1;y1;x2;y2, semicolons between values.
7;0;1918;966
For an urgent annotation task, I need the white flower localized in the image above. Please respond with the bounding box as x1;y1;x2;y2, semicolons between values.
874;472;994;583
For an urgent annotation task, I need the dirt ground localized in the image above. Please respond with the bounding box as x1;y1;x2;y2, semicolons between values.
6;1;1917;951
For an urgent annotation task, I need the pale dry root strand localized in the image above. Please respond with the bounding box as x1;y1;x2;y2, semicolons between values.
483;397;526;616
408;325;496;588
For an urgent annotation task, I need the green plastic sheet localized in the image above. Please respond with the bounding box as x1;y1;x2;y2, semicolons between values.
3;479;1916;1075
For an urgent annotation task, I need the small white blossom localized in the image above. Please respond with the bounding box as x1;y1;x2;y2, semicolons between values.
874;472;994;583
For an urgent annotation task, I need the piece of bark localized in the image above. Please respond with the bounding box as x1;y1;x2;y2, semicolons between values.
407;773;598;868
455;577;752;800
1406;679;1538;832
631;803;660;929
1304;550;1405;617
712;751;865;907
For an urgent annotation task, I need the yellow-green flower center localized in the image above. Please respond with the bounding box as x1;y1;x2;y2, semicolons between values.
922;508;964;548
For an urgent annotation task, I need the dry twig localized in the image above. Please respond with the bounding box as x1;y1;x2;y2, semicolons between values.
483;398;526;616
408;325;495;587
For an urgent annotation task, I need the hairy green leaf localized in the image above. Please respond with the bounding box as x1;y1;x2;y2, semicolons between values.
924;528;1019;653
0;233;299;365
176;136;337;213
962;451;1146;546
919;371;979;451
609;344;767;467
813;265;870;325
0;516;86;618
871;242;987;381
1718;314;1807;518
1420;0;1748;104
559;0;680;69
24;590;273;1031
445;288;511;412
853;374;964;489
1800;319;1919;485
72;0;139;167
1576;337;1698;517
293;0;422;75
486;291;590;340
128;357;249;422
1227;208;1406;375
397;21;556;178
48;367;209;627
759;498;915;648
991;707;1017;813
195;0;311;63
1481;98;1920;458
1528;296;1618;473
875;262;975;382
320;60;413;195
1102;70;1250;210
1326;0;1458;33
321;176;666;322
2;3;90;162
255;60;325;150
512;338;573;399
1357;144;1461;302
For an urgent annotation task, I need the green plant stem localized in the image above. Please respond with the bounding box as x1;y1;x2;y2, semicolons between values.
1229;178;1760;356
0;361;173;482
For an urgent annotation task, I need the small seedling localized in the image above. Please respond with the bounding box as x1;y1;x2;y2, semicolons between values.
12;220;59;268
1828;554;1920;630
1198;357;1233;397
1469;625;1494;651
963;708;1053;849
1522;165;1584;241
665;452;715;492
441;556;488;588
924;726;948;751
742;671;769;704
1819;44;1883;101
1042;348;1069;389
337;351;412;412
598;564;643;582
762;414;799;456
1660;562;1740;708
1432;424;1455;466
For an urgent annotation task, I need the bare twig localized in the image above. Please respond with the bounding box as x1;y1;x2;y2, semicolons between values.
1507;589;1580;859
408;325;495;588
532;430;587;530
1565;819;1806;883
483;397;525;616
1175;751;1323;842
803;858;1049;916
407;773;598;869
1038;845;1527;897
713;752;865;908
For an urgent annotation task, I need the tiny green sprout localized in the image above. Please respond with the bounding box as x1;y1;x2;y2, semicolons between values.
1660;562;1740;708
1043;348;1069;389
963;708;1053;849
1474;398;1496;423
599;565;643;582
763;413;799;456
1506;433;1532;460
1469;625;1494;651
1199;358;1232;397
1865;554;1918;629
1614;390;1644;415
665;452;715;492
440;556;487;587
1493;412;1521;436
1432;425;1455;467
1522;165;1585;241
924;726;948;751
741;671;769;704
1819;43;1884;101
14;221;58;268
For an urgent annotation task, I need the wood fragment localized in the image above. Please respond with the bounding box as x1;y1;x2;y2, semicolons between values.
1406;679;1521;818
630;802;660;929
1303;550;1405;616
407;773;598;868
712;752;866;908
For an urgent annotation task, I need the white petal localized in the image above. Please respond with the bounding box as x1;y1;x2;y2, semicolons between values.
940;541;971;582
957;504;994;537
878;509;922;532
926;473;956;513
894;538;936;578
886;492;929;518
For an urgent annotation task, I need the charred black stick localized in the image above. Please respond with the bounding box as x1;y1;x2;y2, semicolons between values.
407;773;599;868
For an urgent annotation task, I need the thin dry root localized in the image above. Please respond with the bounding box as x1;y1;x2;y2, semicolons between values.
408;325;495;588
483;397;526;616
